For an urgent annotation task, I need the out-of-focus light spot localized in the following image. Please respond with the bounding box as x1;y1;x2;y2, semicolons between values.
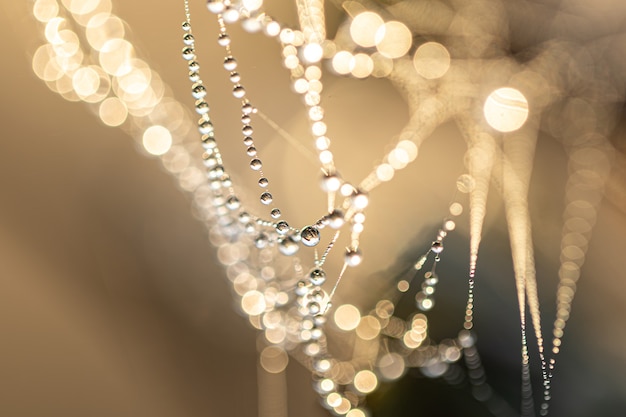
397;279;410;292
375;21;412;59
350;12;384;47
375;299;394;319
375;164;394;182
334;398;352;415
326;393;342;408
456;174;476;193
334;304;361;331
33;44;62;82
354;370;378;394
371;52;393;77
484;87;529;133
99;38;133;76
449;202;463;216
355;315;381;340
53;30;81;58
72;65;100;96
142;125;172;156
33;0;60;22
319;378;335;392
66;0;100;15
413;42;450;79
86;13;124;51
347;409;367;417
378;352;405;380
388;147;410;169
351;53;373;78
260;345;288;373
242;0;263;12
45;17;65;44
118;61;151;95
303;43;324;63
241;290;266;316
332;51;354;75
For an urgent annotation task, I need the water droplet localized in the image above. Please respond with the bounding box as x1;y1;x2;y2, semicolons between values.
250;159;262;170
431;241;444;254
246;146;257;156
243;137;253;146
276;221;289;234
295;280;310;296
327;209;344;229
345;248;363;267
424;271;438;285
183;33;195;45
270;208;281;219
198;119;214;135
188;61;200;72
233;85;246;98
226;196;240;210
242;103;254;115
242;125;253;135
241;114;251;124
278;236;299;256
182;22;191;31
224;56;237;71
195;100;209;115
217;33;231;46
260;192;273;204
192;83;206;99
207;0;226;14
229;72;241;83
182;46;195;60
189;71;200;82
201;136;216;150
255;233;269;249
258;177;269;187
300;226;321;247
309;268;326;286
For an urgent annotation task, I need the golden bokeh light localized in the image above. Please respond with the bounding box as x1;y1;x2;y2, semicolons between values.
33;0;59;23
334;304;361;331
332;50;354;75
353;370;378;394
72;65;100;96
375;21;412;59
259;345;289;373
86;13;125;51
99;38;133;76
350;53;373;78
350;12;384;48
483;87;529;133
355;315;381;340
142;125;172;156
413;42;451;79
98;96;127;126
64;0;100;16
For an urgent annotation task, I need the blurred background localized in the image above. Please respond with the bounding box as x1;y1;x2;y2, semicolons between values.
0;1;625;417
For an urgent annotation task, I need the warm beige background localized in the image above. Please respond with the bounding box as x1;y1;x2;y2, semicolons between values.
1;1;625;417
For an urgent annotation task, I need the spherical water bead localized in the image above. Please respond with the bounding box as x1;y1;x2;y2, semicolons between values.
182;47;195;60
431;241;444;254
266;208;280;220
226;196;240;210
199;119;214;135
201;136;217;150
246;146;257;157
203;154;218;167
230;72;241;83
250;159;262;170
307;301;321;315
183;33;195;45
241;114;251;124
295;279;310;296
207;165;225;180
243;136;254;146
327;209;345;229
276;221;289;234
233;85;246;98
278;236;299;256
207;0;226;14
242;103;254;115
224;56;238;71
255;233;269;249
189;70;200;82
192;84;207;99
195;100;210;115
309;268;326;286
258;177;269;187
242;125;253;135
300;226;321;247
188;61;200;72
217;33;231;46
182;22;191;31
321;174;342;192
456;174;476;193
345;248;363;267
260;192;273;205
351;191;369;210
424;271;438;286
238;212;251;223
